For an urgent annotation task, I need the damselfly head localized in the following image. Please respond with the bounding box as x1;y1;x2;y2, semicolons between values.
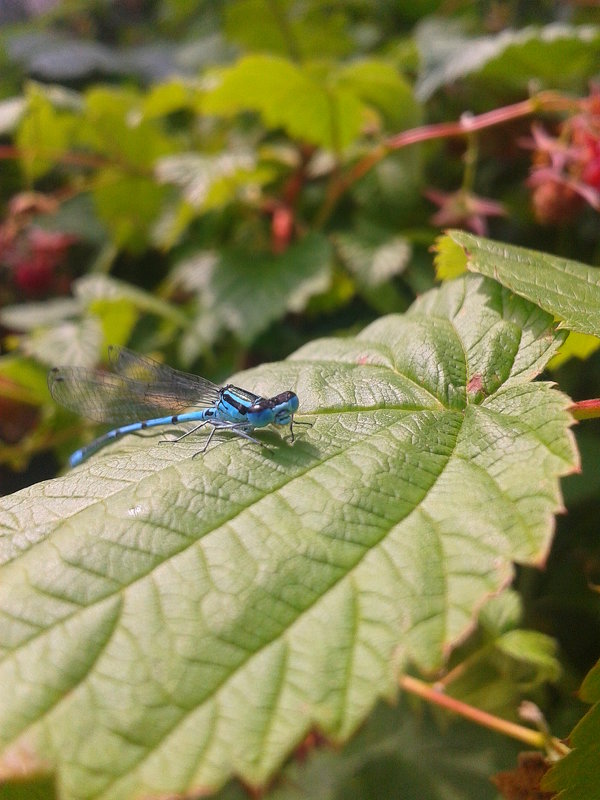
271;391;299;412
247;391;299;415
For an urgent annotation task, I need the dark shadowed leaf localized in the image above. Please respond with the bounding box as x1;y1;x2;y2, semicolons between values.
542;659;600;800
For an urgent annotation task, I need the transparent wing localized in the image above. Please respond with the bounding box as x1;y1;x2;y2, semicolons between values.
108;346;221;406
48;368;205;423
49;359;220;425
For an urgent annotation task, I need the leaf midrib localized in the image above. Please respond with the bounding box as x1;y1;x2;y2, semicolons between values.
93;412;464;800
2;407;451;663
5;407;461;792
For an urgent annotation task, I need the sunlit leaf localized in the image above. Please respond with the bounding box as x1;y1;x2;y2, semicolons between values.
547;331;600;369
0;299;81;331
141;79;199;119
433;233;468;279
336;60;421;128
75;275;188;328
202;55;365;151
16;86;77;181
155;151;266;211
441;230;600;337
79;87;176;167
0;275;577;798
21;316;103;368
0;96;26;135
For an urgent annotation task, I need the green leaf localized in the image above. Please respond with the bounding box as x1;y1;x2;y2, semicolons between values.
477;590;522;638
21;317;104;368
0;356;50;407
78;87;176;168
443;230;600;337
75;274;189;328
442;591;560;719
224;0;353;59
542;659;600;800
494;630;561;684
0;299;81;332
202;55;364;151
0;275;577;798
547;331;600;369
335;60;421;129
334;223;411;288
416;19;600;100
32;194;108;246
333;222;411;312
216;697;522;800
141;79;199;119
16;86;77;181
352;153;424;225
174;232;333;348
155;151;269;212
433;233;468;280
92;171;168;252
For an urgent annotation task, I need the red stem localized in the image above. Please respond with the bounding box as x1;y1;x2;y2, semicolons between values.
317;90;583;226
570;399;600;420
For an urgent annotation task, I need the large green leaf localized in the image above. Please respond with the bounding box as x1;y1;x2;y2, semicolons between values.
542;659;600;800
0;275;577;798
440;230;600;337
333;60;421;130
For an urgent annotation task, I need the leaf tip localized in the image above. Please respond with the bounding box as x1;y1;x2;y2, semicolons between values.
0;739;52;783
432;231;468;280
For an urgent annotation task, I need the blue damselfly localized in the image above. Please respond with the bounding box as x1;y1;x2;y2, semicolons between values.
49;346;304;466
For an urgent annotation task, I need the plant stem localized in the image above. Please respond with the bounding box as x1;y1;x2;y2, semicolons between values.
399;674;563;751
316;90;583;227
570;399;600;419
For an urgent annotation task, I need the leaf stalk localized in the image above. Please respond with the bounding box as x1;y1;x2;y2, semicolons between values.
399;674;568;755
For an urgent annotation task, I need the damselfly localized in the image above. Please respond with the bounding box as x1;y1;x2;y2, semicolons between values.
48;346;304;467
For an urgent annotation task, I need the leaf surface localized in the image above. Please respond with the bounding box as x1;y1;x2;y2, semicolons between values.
202;55;365;150
441;230;600;337
174;232;333;349
0;275;577;799
416;20;600;99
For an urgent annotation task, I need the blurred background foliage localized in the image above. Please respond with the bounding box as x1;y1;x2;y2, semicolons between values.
0;2;600;795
